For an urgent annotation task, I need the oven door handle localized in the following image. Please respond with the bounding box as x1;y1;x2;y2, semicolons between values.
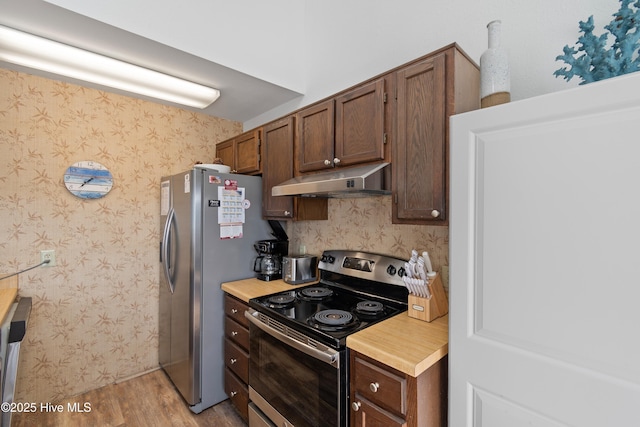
245;309;340;368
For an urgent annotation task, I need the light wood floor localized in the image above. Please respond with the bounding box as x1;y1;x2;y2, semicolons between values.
12;369;247;427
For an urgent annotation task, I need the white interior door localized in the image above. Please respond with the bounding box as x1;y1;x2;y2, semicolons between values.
449;72;640;427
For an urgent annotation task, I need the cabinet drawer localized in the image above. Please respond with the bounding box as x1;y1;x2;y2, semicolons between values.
224;368;249;422
225;294;249;327
352;394;407;427
353;354;407;417
224;337;249;383
225;316;249;351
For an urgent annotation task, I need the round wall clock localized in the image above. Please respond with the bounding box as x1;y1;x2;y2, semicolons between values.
64;161;113;199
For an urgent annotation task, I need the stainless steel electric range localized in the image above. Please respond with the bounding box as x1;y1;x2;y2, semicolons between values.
245;250;409;427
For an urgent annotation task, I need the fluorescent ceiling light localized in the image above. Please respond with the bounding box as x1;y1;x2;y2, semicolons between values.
0;25;220;109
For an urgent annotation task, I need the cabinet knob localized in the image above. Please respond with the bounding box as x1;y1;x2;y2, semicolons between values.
284;210;291;216
230;358;237;364
333;157;341;165
230;391;237;397
369;382;380;393
231;308;238;314
324;159;331;166
351;401;361;412
431;209;440;218
231;331;238;337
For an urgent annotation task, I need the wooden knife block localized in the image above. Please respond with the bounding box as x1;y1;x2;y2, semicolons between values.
407;272;448;322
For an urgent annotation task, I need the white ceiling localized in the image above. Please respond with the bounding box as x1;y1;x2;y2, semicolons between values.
0;0;303;123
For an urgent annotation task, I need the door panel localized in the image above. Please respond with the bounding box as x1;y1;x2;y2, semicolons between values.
159;180;172;370
263;117;295;219
335;78;385;167
169;171;197;405
449;73;640;426
395;55;446;222
296;100;335;173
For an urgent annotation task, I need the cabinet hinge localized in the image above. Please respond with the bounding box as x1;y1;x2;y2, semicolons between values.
383;92;388;103
383;133;388;144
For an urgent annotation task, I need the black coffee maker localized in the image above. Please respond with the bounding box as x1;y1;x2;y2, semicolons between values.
254;221;288;281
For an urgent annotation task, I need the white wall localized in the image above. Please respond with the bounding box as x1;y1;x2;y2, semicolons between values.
45;0;622;129
246;0;620;128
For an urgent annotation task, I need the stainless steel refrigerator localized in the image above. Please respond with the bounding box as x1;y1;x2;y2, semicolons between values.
159;167;273;413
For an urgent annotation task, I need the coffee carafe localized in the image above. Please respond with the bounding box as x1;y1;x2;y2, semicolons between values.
254;253;281;280
253;239;288;281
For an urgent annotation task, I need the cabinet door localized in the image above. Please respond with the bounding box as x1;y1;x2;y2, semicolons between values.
296;99;335;173
216;140;235;171
224;368;249;422
263;117;295;219
235;129;261;174
335;78;386;168
393;54;447;224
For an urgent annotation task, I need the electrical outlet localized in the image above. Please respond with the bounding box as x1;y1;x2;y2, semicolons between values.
41;250;56;267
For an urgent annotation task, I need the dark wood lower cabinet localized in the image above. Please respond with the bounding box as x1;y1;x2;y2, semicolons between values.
350;351;447;427
224;368;249;422
224;294;250;422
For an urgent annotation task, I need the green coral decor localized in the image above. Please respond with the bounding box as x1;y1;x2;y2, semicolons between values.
554;0;640;84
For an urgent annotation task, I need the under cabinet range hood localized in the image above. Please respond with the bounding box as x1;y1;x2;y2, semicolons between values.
272;163;390;197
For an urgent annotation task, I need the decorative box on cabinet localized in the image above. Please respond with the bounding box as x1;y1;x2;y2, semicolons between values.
350;351;447;427
224;294;250;421
263;116;327;220
295;78;388;175
392;44;480;225
216;129;262;175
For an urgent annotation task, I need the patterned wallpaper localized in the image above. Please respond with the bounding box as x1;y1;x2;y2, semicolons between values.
0;68;450;407
288;197;449;280
0;69;241;403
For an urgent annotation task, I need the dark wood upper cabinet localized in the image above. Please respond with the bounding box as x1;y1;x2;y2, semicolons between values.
392;46;480;225
215;129;262;175
218;43;479;224
215;139;234;170
235;129;262;174
263;116;328;220
295;78;387;175
335;78;386;168
296;99;335;173
262;117;295;219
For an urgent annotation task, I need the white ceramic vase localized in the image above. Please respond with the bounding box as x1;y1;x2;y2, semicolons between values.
480;20;510;108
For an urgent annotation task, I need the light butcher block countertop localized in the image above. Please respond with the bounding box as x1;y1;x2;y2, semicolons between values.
0;287;18;325
221;277;309;303
221;278;448;378
347;313;448;377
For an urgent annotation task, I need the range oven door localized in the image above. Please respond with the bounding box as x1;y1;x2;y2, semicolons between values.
246;309;346;427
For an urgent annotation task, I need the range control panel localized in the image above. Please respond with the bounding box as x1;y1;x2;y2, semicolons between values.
318;250;406;287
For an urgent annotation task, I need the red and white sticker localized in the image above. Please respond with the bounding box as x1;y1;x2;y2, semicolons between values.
224;179;238;190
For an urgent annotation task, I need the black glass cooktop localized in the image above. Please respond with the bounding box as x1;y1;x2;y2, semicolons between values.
248;282;407;349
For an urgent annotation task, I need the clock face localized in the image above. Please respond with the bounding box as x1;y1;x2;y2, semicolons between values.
64;161;113;199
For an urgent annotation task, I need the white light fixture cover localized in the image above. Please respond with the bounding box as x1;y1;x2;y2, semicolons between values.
0;25;220;109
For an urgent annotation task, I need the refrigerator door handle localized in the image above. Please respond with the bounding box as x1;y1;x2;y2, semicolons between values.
162;207;176;294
